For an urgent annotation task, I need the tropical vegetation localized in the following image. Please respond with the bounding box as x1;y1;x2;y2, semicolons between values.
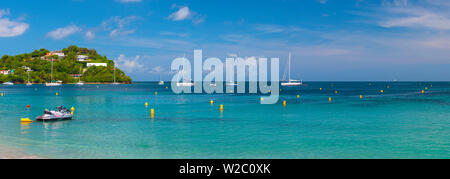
0;45;132;83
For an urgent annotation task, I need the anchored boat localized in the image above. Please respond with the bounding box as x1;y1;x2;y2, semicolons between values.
281;52;303;86
3;81;14;86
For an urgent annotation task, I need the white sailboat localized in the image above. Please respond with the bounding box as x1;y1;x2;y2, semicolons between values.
76;66;84;86
45;58;62;87
112;65;120;85
281;52;302;86
26;71;32;86
175;70;194;87
158;75;164;85
3;81;14;85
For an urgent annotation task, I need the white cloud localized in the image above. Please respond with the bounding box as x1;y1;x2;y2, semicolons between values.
168;6;191;21
0;9;29;38
380;11;450;30
85;30;95;40
102;16;137;37
115;54;144;73
46;25;81;40
167;5;205;24
379;1;450;30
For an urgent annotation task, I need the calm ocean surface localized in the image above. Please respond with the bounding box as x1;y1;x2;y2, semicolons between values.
0;82;449;159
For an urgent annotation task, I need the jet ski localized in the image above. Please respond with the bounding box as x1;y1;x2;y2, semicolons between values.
36;106;73;122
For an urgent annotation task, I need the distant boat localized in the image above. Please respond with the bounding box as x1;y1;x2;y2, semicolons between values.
176;81;195;87
158;75;164;85
175;63;194;87
26;71;32;86
112;65;120;85
226;81;238;86
281;52;302;86
46;81;62;87
76;67;84;86
210;83;217;87
3;81;14;86
45;58;62;87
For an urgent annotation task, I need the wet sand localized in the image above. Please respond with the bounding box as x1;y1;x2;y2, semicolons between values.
0;144;42;159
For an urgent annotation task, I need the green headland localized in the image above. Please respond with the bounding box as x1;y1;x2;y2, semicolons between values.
0;45;132;84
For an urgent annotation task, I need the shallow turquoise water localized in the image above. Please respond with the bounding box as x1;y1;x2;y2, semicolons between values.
0;82;449;159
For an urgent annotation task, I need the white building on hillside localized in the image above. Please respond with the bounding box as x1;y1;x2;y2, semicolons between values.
87;63;107;67
77;55;89;62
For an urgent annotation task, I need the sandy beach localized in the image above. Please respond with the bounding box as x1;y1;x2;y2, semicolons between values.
0;144;42;159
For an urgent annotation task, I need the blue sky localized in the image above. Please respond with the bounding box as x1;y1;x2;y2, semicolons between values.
1;0;450;81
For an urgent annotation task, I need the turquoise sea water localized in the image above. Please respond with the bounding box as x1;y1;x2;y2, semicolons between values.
0;82;449;159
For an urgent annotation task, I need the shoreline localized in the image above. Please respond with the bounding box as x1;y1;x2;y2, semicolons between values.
0;144;43;159
9;82;133;85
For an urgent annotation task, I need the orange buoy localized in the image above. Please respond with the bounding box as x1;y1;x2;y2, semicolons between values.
320;88;322;91
283;100;286;107
329;97;332;103
297;95;300;99
220;104;224;112
360;95;363;99
421;90;424;94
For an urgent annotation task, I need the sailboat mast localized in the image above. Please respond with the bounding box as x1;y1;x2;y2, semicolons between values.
288;52;291;82
51;58;53;82
79;66;82;83
113;64;116;83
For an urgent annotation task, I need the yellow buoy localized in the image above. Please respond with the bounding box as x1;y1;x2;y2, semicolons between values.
268;90;271;93
0;93;3;97
430;84;433;88
422;90;424;94
220;104;224;112
151;109;155;118
283;100;286;107
261;97;264;101
210;100;214;105
297;95;300;99
335;91;338;94
329;97;332;103
155;92;158;96
425;87;428;90
360;95;363;99
145;102;149;107
56;92;59;96
21;118;33;123
320;88;322;91
380;90;384;93
166;86;168;89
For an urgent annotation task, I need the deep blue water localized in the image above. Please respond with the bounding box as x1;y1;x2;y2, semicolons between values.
0;82;449;158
